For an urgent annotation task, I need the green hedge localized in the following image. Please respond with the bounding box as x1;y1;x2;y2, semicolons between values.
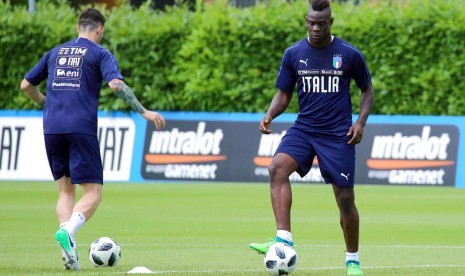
1;0;464;115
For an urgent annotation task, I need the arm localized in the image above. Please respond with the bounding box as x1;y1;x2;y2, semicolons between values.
347;82;374;144
108;79;166;130
20;79;46;107
260;89;293;134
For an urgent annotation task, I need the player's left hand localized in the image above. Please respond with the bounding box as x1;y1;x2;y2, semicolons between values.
143;110;166;130
346;122;364;144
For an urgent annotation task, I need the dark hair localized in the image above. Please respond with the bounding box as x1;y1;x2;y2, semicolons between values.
78;8;106;30
309;0;331;11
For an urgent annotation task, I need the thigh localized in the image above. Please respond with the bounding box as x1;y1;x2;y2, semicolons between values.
44;134;70;181
67;134;103;184
314;134;355;186
275;128;317;177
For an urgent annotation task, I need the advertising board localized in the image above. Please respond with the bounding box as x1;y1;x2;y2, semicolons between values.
0;111;135;181
0;111;463;188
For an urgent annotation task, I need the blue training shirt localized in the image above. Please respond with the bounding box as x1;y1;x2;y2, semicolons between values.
276;36;371;134
25;37;123;136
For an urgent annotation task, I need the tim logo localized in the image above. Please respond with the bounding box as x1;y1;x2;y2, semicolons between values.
58;47;88;56
333;56;342;69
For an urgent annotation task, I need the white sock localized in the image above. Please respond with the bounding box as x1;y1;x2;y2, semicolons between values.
346;251;360;263
59;222;67;229
65;212;86;243
276;230;293;243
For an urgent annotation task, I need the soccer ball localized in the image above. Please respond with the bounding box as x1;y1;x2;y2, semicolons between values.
264;242;297;275
88;237;121;267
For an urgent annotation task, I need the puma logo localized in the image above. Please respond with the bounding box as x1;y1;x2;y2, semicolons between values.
341;173;349;181
299;59;308;66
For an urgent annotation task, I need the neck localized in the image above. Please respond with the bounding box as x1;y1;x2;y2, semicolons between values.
307;35;334;48
78;34;99;44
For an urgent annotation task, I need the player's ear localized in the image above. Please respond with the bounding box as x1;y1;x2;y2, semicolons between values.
330;17;334;25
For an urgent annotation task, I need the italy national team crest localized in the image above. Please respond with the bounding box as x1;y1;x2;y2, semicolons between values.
333;56;342;69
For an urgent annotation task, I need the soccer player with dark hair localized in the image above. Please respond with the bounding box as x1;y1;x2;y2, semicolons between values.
20;8;166;270
249;0;374;275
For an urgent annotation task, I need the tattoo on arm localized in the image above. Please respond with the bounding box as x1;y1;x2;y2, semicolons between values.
39;97;46;107
113;81;145;113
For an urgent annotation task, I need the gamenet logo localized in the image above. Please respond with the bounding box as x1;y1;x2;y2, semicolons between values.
145;122;225;164
368;126;454;169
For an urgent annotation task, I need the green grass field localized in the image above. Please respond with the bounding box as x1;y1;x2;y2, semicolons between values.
1;181;465;275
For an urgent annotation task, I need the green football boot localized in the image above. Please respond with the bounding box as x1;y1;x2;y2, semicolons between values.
249;237;294;254
55;228;80;270
346;261;364;275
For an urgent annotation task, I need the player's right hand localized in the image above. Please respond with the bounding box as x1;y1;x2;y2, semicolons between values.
260;116;272;134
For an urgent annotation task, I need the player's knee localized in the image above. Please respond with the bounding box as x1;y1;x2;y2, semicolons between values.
91;189;103;205
81;186;102;204
58;189;75;199
336;192;355;212
87;193;102;212
94;192;102;204
268;162;286;180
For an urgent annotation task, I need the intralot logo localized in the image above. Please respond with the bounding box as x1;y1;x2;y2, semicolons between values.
254;131;287;167
148;121;224;156
370;126;451;165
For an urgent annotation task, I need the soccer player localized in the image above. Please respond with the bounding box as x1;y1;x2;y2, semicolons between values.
248;0;374;275
20;8;166;270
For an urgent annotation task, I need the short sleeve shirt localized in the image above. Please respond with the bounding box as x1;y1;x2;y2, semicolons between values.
25;37;123;136
276;36;371;134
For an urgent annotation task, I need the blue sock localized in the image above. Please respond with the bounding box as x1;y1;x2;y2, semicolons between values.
346;260;360;266
276;236;294;246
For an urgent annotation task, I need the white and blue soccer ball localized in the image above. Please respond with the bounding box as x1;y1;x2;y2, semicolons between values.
264;242;298;275
88;237;121;267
